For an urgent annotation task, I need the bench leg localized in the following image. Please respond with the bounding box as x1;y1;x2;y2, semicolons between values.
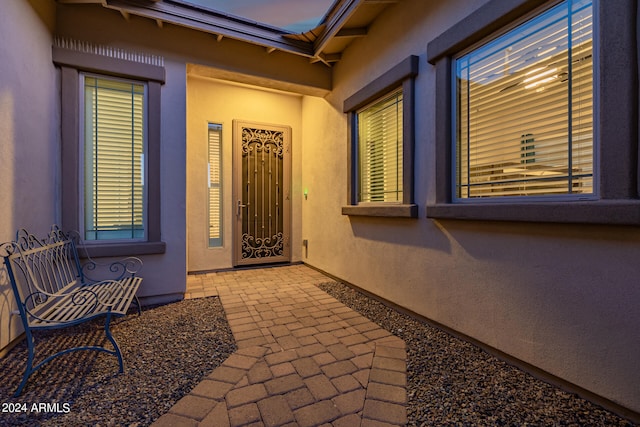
13;313;126;396
104;312;124;373
133;294;142;316
14;329;36;397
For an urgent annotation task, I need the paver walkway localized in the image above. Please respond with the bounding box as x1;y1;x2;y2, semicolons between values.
152;264;408;427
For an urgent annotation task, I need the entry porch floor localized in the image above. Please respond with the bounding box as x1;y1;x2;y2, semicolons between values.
154;264;408;427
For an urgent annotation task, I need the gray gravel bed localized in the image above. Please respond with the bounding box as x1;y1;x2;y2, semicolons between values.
1;283;636;426
0;296;235;426
318;281;636;427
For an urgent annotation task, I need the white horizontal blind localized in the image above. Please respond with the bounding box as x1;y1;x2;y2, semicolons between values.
358;89;403;203
455;0;593;199
84;76;145;240
208;124;223;247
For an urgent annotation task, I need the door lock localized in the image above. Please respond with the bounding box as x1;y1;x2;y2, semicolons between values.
237;200;247;217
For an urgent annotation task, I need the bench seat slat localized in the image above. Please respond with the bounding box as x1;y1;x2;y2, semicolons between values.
28;278;142;327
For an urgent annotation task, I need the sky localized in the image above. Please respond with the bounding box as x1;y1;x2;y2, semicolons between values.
181;0;336;33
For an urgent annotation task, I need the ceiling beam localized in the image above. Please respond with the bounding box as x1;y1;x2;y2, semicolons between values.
335;27;367;38
311;52;341;66
322;53;342;62
313;0;363;56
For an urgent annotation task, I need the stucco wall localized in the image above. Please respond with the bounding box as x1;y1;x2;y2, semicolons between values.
187;77;303;271
302;0;640;414
137;59;188;303
0;0;58;352
51;6;190;304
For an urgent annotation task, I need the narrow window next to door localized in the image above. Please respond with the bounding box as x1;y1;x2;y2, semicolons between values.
208;123;223;247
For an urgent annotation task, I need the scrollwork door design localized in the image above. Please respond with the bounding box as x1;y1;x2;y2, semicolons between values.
233;121;291;265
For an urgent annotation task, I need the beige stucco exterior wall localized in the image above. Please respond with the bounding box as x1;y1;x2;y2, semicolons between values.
186;77;303;271
302;0;640;414
139;59;188;303
0;0;58;352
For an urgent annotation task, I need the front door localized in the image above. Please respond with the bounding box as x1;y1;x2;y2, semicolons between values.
233;120;291;266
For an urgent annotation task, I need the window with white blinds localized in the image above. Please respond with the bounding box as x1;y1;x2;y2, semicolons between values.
454;0;593;200
208;123;223;247
357;89;403;203
83;76;146;241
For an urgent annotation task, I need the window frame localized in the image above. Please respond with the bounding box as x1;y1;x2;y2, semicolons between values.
342;55;419;218
426;0;640;225
80;73;149;243
357;88;404;204
451;0;596;203
208;123;223;248
54;45;166;257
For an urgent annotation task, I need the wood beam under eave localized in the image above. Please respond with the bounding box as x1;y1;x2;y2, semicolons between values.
120;9;130;20
216;34;224;42
313;0;361;56
311;52;341;66
156;19;163;28
335;27;367;38
266;47;277;54
322;53;341;62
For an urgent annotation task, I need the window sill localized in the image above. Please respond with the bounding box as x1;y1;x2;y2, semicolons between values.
426;200;640;225
342;204;418;218
78;241;167;258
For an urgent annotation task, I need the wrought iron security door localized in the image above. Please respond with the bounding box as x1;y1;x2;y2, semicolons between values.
233;121;291;266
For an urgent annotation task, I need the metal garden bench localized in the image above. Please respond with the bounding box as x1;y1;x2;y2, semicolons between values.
1;225;143;396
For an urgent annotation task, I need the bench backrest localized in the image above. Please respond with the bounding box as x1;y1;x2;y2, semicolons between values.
1;227;82;313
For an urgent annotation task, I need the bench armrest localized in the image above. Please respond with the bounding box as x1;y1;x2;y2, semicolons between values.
81;257;143;283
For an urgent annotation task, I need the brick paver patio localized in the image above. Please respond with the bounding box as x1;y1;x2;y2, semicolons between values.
152;264;407;427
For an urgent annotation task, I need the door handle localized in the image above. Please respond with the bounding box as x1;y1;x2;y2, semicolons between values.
237;200;247;217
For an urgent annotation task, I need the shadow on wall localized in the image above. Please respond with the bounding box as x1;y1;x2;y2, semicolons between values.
436;218;640;262
347;214;452;253
0;265;21;354
0;90;15;238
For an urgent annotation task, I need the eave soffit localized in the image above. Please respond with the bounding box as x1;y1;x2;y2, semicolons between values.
58;0;397;66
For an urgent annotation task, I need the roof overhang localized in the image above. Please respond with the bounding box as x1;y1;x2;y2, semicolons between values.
57;0;399;66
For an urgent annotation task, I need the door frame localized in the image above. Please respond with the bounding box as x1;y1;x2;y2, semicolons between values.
232;120;291;266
